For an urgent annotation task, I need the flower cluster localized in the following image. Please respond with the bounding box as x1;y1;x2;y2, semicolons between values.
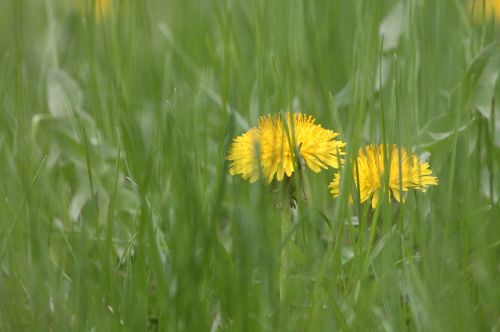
75;0;112;20
227;113;346;183
329;145;438;208
468;0;500;23
227;112;438;209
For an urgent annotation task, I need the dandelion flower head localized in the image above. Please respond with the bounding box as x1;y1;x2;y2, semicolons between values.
75;0;112;19
468;0;500;22
227;113;346;183
329;144;438;208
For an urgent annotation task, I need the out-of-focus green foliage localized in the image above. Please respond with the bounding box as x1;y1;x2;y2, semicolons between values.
0;0;499;331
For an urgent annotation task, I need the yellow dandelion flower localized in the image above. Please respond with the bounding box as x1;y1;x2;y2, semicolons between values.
468;0;500;22
75;0;112;20
227;113;346;183
329;144;438;209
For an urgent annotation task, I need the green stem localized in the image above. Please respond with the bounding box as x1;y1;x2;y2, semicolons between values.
280;206;295;327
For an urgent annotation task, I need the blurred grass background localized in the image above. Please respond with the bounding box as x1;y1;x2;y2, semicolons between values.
0;0;499;331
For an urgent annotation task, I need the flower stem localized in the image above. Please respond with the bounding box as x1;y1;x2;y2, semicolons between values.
279;204;295;327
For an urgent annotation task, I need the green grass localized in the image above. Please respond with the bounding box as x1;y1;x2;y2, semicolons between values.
0;0;499;330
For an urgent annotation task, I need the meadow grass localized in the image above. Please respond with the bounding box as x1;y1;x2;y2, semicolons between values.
0;0;499;331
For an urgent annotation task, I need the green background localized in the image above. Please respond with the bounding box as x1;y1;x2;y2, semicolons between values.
0;0;499;330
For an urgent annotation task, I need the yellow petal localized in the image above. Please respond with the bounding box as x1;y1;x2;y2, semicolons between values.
372;191;379;209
